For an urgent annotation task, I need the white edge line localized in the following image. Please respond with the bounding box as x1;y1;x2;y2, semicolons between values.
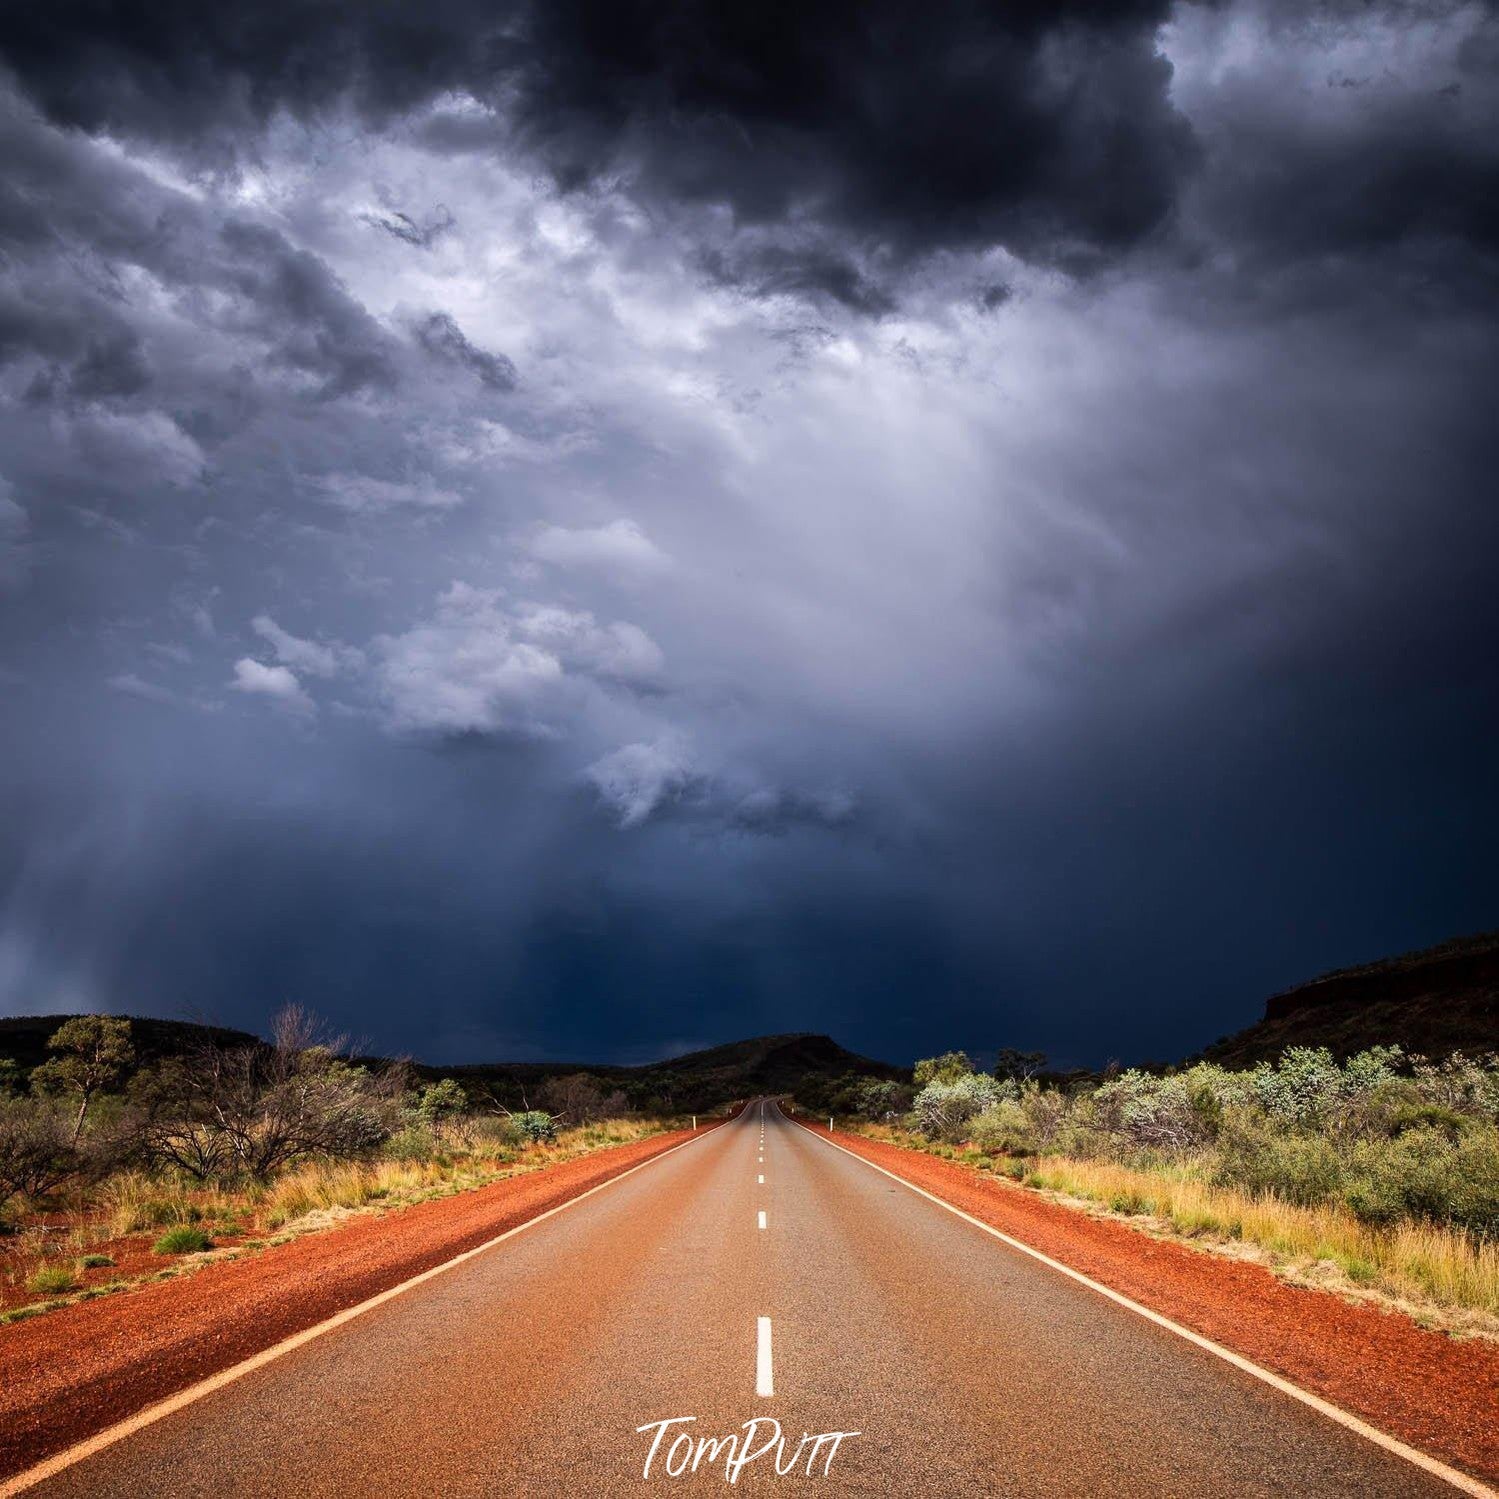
1;1122;727;1498
756;1316;774;1397
784;1107;1494;1499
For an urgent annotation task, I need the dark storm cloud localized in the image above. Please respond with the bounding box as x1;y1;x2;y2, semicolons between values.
1173;0;1499;280
0;94;399;406
413;313;518;393
0;0;1193;288
9;0;1497;313
1;0;1497;1072
697;244;895;317
505;0;1192;273
218;222;398;400
66;330;153;401
361;201;457;250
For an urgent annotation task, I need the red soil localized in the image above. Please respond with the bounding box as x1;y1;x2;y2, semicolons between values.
800;1120;1499;1485
0;1123;715;1481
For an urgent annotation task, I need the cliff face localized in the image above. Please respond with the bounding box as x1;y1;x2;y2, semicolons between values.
1204;931;1499;1067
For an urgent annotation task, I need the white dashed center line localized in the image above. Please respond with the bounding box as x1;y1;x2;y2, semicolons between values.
756;1317;774;1397
758;1210;767;1230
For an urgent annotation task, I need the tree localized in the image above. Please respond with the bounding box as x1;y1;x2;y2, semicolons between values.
995;1049;1048;1084
0;1099;77;1209
913;1051;974;1088
540;1072;627;1124
854;1078;908;1119
31;1017;135;1142
135;1005;399;1180
418;1078;469;1123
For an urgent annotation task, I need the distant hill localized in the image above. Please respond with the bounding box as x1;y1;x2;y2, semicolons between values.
442;1033;904;1112
0;1014;261;1077
1202;930;1499;1067
0;1018;902;1113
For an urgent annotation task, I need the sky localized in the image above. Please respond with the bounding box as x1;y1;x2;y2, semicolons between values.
0;0;1496;1069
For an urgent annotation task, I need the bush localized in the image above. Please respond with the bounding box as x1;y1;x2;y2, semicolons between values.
883;1045;1499;1244
384;1124;438;1162
1092;1066;1245;1154
153;1226;214;1255
1214;1116;1345;1206
133;1006;402;1181
0;1098;78;1210
79;1253;114;1269
511;1111;557;1144
913;1052;977;1088
27;1265;78;1295
1342;1126;1499;1234
969;1100;1036;1156
912;1074;1008;1141
468;1115;524;1153
539;1074;626;1125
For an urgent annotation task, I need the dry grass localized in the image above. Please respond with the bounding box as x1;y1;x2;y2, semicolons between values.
0;1115;680;1320
1022;1156;1499;1321
853;1126;1499;1331
91;1118;670;1238
259;1116;668;1228
100;1172;239;1237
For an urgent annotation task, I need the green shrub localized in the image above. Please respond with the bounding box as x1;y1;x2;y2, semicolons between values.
153;1226;213;1255
384;1124;438;1162
79;1253;114;1269
969;1100;1036;1156
469;1115;525;1154
1214;1119;1345;1207
511;1111;556;1144
27;1265;77;1295
1343;1126;1499;1235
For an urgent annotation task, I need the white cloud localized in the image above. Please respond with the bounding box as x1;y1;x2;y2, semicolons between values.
107;672;218;713
512;605;664;685
311;473;463;512
66;411;204;489
251;614;355;677
107;672;182;706
372;583;665;737
228;657;315;715
585;740;697;828
146;642;193;665
527;519;669;576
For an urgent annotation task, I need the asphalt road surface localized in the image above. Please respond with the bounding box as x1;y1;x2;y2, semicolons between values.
27;1102;1458;1496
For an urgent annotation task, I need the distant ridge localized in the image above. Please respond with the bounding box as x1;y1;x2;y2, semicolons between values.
0;1014;260;1076
441;1032;903;1110
1203;929;1499;1067
0;1019;900;1112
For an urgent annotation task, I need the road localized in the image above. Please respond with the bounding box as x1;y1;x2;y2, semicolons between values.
24;1101;1460;1496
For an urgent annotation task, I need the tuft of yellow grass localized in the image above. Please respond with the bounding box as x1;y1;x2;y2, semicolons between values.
260;1116;670;1229
99;1172;237;1237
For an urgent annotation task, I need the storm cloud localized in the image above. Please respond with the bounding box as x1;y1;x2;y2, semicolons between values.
0;1;1495;1067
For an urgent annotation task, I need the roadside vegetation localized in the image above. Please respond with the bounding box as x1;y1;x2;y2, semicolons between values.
0;1011;677;1321
812;1046;1499;1330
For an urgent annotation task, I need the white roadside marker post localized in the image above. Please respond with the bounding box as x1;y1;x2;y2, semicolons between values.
692;1115;697;1131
